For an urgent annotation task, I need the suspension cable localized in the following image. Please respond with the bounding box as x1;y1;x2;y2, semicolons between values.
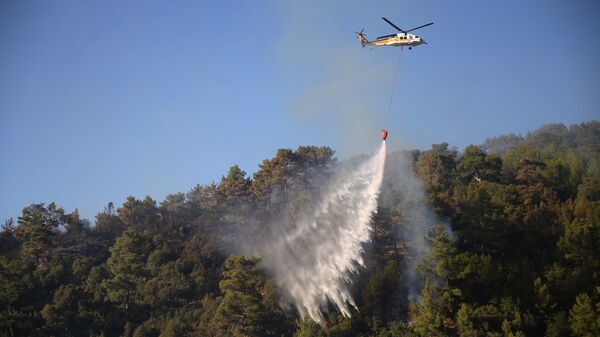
387;51;402;120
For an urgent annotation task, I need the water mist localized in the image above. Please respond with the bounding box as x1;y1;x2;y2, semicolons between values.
381;149;454;304
257;142;387;322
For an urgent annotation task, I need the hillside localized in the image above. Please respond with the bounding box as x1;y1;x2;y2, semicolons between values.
1;121;599;337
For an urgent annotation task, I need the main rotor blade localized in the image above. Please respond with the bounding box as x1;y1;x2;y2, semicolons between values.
406;22;433;32
376;34;397;40
381;17;406;33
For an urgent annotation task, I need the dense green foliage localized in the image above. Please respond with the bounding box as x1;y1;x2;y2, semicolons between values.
1;121;599;337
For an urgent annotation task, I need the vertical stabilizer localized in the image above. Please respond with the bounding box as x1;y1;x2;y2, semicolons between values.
355;31;369;48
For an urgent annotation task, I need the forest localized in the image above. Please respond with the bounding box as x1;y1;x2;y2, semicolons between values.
1;121;599;337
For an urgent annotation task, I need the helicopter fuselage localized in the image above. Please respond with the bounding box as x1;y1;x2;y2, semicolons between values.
356;18;432;49
371;33;425;47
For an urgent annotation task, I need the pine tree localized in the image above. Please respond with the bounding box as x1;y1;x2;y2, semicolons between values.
212;256;269;337
103;228;151;321
569;291;600;337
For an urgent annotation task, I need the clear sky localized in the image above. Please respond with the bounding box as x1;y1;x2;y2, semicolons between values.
1;0;599;221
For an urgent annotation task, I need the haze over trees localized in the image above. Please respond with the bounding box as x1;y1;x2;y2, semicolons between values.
1;121;599;337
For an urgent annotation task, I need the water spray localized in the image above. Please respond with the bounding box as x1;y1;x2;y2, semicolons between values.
257;139;387;322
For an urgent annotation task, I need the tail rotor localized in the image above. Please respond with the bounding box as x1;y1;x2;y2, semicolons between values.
354;29;368;47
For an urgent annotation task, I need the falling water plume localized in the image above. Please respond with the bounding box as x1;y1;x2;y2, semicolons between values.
259;141;387;322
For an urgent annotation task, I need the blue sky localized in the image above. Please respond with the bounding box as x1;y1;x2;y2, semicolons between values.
1;0;599;221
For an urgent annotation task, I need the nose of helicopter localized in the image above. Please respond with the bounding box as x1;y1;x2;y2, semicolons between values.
421;38;427;44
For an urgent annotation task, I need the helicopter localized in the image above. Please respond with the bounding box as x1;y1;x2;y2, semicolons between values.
356;17;433;50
